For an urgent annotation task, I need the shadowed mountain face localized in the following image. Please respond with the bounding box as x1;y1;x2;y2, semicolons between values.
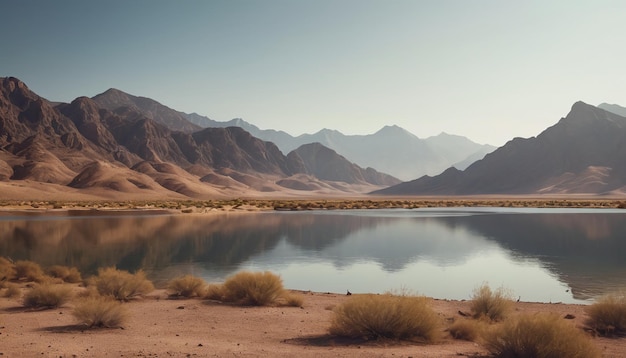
184;112;496;181
290;143;401;186
374;101;626;195
92;88;201;133
0;77;397;197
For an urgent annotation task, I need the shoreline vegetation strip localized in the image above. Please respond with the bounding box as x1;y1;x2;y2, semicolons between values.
1;198;626;212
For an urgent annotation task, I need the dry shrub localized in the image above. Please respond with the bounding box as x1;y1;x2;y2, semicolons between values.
205;283;225;301
73;295;128;328
167;275;207;298
329;293;440;342
485;313;600;358
23;283;72;308
90;267;154;301
282;292;304;307
2;282;21;299
470;284;513;321
448;318;485;341
220;271;285;306
14;260;46;283
47;265;82;283
585;293;626;336
0;257;15;281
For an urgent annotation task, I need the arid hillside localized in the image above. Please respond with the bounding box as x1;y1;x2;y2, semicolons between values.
0;77;398;200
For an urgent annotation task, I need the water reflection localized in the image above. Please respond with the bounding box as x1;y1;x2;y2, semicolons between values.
1;208;625;302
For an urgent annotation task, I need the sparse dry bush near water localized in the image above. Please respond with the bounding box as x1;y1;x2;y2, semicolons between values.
586;292;626;336
470;283;513;321
47;265;82;283
485;313;601;358
90;267;154;301
73;295;129;328
167;274;207;298
1;260;623;354
14;260;47;283
23;283;73;308
207;270;302;307
329;293;441;342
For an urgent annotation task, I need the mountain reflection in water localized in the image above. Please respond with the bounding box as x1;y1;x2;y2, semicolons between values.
1;208;625;303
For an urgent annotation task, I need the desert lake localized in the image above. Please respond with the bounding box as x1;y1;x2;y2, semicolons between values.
2;207;625;303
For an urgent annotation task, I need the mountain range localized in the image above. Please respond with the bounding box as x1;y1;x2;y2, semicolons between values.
183;113;495;181
0;77;398;200
2;76;626;199
374;101;626;196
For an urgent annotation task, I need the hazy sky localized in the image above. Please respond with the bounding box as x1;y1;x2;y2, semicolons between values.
2;0;625;146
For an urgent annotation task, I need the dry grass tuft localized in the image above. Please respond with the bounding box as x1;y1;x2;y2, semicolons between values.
485;313;600;358
470;284;513;321
23;283;72;308
167;275;207;298
90;267;154;301
329;293;440;342
14;260;47;283
0;257;15;281
47;265;82;283
282;292;305;307
205;283;225;301
73;295;129;328
448;318;485;341
220;271;285;306
585;293;626;336
2;282;22;299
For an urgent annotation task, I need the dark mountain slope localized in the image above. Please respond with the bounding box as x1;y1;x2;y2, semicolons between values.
192;127;303;176
289;143;401;186
374;102;626;195
92;88;201;133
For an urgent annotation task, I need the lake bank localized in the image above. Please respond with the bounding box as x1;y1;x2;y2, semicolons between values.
1;288;625;357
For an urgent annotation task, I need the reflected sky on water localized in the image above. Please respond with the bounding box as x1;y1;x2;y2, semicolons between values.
1;207;626;303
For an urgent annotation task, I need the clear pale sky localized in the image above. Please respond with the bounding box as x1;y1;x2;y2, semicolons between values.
2;0;625;146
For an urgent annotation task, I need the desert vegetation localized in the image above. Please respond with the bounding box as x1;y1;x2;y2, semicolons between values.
0;259;624;355
447;318;486;341
73;295;129;328
329;292;440;342
47;265;82;283
166;275;207;298
14;260;46;283
470;284;513;321
484;313;600;358
585;292;626;336
89;267;154;301
22;283;73;309
1;198;625;212
208;271;291;306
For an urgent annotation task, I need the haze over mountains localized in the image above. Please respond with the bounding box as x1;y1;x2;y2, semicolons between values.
183;112;496;181
374;101;626;196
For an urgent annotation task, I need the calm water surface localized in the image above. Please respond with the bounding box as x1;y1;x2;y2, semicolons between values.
2;207;626;303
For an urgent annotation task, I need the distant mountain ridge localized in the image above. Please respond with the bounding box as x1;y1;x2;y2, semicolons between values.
182;113;496;181
0;77;398;199
374;101;626;195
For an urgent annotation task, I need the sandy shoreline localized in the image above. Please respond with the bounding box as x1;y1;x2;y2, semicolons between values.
0;288;624;357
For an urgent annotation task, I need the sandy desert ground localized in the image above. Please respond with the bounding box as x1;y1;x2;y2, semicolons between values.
1;288;626;358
